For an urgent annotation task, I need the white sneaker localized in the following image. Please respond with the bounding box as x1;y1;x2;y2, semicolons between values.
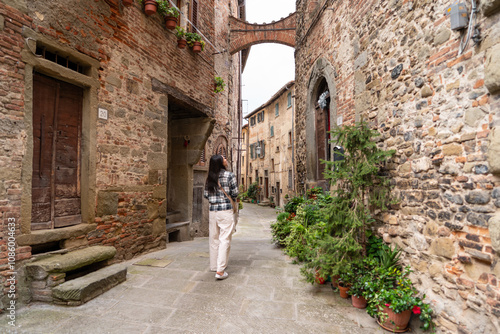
215;272;229;280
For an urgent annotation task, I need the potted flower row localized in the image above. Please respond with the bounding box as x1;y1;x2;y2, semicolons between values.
140;0;180;30
331;251;435;333
174;27;205;53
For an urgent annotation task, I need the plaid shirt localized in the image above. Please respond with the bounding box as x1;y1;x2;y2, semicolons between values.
204;170;238;212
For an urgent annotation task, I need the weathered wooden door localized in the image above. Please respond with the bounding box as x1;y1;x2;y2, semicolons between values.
315;106;327;180
32;74;83;230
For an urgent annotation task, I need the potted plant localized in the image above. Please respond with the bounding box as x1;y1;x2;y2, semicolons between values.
143;0;158;15
367;267;435;332
214;76;226;93
174;26;187;49
186;32;205;53
348;258;376;309
158;1;180;30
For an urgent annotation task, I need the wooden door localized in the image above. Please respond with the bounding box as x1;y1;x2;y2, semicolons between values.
32;74;83;230
276;182;280;207
315;106;327;180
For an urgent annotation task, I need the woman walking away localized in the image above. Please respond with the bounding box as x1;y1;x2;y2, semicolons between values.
204;154;238;280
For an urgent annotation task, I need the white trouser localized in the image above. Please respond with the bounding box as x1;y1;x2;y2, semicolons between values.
209;209;235;272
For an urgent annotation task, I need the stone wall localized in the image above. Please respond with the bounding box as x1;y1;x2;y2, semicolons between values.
295;0;500;333
0;0;240;310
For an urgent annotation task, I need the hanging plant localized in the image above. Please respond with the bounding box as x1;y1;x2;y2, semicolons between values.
158;0;180;29
186;32;205;53
214;76;226;93
174;26;187;49
143;0;158;16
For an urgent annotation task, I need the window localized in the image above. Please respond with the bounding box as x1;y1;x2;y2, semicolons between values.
242;156;244;165
242;132;245;141
250;116;256;126
270;126;274;137
288;131;292;147
288;169;293;188
189;0;199;31
257;111;264;123
271;159;274;171
276;146;280;152
257;140;265;158
287;92;292;108
275;103;279;116
250;144;254;159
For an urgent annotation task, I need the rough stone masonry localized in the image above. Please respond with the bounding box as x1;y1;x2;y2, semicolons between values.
294;0;500;333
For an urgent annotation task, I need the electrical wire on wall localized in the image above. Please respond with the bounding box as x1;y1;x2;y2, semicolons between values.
458;0;478;55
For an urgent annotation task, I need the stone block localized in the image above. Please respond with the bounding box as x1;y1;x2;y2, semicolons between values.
421;85;433;98
26;246;116;273
52;265;126;303
480;0;500;16
434;27;451;46
465;108;487;128
105;74;122;88
489;211;500;253
430;238;456;259
442;143;462;156
96;191;118;217
147;152;168;170
488;127;500;174
412;157;432;173
485;44;500;93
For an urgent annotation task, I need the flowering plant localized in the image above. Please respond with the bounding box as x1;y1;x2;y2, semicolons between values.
367;266;435;332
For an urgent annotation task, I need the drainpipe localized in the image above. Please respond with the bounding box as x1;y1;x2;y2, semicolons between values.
236;53;242;186
286;84;296;193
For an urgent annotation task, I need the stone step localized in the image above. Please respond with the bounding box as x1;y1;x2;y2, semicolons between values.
52;264;127;305
26;246;117;280
165;221;190;233
166;210;182;224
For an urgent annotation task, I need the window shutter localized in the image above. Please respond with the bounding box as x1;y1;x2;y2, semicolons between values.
260;140;265;158
191;0;198;30
287;92;292;107
275;103;279;116
270;126;274;137
250;144;254;159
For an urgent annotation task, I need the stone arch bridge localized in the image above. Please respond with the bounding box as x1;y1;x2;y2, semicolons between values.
229;13;296;55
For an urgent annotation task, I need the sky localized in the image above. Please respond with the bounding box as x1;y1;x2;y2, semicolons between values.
241;0;296;117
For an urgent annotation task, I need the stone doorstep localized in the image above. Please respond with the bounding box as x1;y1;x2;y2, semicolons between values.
52;264;127;305
25;246;117;280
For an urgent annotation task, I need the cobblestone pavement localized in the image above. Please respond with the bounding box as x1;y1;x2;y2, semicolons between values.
5;203;413;334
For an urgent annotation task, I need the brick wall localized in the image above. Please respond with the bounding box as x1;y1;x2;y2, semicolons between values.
0;0;240;310
295;0;500;333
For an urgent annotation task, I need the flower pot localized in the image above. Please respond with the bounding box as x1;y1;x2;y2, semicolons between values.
315;270;326;285
338;284;350;299
351;295;367;309
165;16;177;30
144;0;158;15
191;41;202;53
377;307;411;332
177;39;187;49
122;0;133;6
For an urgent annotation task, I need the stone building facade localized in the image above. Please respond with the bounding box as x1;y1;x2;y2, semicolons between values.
294;0;500;333
244;81;296;207
0;0;244;309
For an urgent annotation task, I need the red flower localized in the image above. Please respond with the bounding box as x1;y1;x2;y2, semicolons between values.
385;303;390;307
412;306;421;314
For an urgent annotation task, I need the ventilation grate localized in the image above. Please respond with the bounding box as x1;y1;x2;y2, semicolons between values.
35;45;89;75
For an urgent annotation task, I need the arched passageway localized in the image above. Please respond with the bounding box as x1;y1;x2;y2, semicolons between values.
229;13;296;55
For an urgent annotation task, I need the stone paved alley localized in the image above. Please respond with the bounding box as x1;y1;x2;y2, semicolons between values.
5;204;423;334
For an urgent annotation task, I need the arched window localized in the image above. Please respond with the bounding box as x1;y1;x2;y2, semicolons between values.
213;135;228;159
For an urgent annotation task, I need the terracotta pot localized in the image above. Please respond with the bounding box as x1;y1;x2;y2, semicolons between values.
177;39;187;49
191;41;202;53
338;284;350;299
122;0;133;6
377;306;411;332
351;295;367;309
144;0;158;15
165;16;177;30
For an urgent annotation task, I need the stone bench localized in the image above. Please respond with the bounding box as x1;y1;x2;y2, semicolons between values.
166;221;190;242
25;246;126;304
52;264;127;305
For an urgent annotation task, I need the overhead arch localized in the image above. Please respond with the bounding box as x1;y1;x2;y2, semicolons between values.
229;13;296;55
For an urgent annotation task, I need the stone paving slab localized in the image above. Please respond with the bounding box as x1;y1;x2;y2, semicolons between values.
7;203;426;334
